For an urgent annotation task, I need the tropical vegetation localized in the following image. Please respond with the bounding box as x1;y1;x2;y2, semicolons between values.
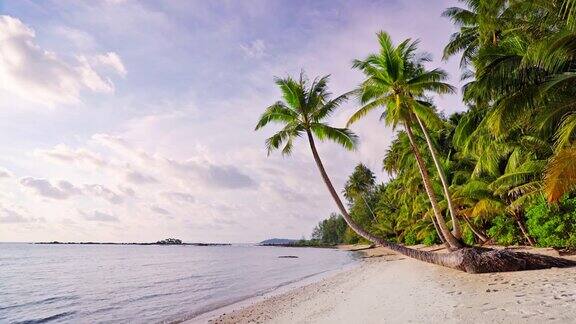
256;0;576;273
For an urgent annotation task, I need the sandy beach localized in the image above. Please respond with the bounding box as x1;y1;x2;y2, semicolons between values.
204;245;576;324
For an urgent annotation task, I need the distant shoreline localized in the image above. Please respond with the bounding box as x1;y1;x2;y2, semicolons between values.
34;241;231;246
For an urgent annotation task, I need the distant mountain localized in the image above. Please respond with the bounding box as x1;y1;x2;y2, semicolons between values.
259;238;297;246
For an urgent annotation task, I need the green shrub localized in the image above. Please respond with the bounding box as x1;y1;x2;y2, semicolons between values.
343;227;361;244
422;230;439;246
487;215;521;246
526;196;576;248
462;224;476;246
403;231;418;245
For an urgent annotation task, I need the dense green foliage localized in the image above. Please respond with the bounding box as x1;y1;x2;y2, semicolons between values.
311;213;348;245
310;0;576;248
526;196;576;248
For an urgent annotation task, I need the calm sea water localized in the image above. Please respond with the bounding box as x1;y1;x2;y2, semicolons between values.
0;243;357;323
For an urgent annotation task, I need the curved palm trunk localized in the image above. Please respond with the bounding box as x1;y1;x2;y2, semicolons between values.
461;214;488;243
403;121;463;249
414;114;463;240
513;211;536;246
306;131;459;260
359;195;377;222
305;130;574;273
431;216;447;244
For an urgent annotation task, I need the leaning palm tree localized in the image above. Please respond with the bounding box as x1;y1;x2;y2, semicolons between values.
256;72;467;265
256;73;388;246
256;72;574;273
347;31;463;248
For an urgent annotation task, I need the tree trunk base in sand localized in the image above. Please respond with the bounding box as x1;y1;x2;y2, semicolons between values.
450;247;576;273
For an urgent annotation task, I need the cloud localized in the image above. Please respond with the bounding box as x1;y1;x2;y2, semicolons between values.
20;177;82;200
80;210;119;222
150;205;170;215
52;26;97;50
93;52;127;77
83;184;124;204
0;208;27;223
118;185;136;197
0;167;12;178
125;170;157;184
35;144;107;168
0;206;44;224
162;191;195;204
206;164;255;189
240;39;266;58
0;15;123;106
93;131;256;189
166;159;255;189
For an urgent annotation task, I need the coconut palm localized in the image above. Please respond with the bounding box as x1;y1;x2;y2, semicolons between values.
343;163;378;223
347;31;463;248
445;1;576;203
442;0;505;66
343;163;376;204
255;72;521;272
383;130;449;244
255;73;378;242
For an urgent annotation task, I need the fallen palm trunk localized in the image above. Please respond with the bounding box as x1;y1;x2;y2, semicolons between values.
370;237;576;273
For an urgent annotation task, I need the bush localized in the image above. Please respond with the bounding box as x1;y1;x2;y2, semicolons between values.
487;215;521;246
462;225;476;246
311;213;348;245
343;227;361;244
422;230;439;246
403;230;418;245
526;196;576;248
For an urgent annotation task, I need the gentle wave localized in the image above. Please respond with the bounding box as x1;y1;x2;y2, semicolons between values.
16;311;76;324
1;295;80;311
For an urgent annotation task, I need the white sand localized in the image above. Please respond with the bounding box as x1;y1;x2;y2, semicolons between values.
199;245;576;324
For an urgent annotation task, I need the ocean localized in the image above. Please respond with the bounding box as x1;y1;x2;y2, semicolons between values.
0;243;357;323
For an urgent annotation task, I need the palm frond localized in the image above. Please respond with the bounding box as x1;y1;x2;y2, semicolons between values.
554;112;576;150
310;123;358;151
347;98;386;126
544;146;576;202
312;91;351;122
255;102;298;130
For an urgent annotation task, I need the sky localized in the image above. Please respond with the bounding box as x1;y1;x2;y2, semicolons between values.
0;0;464;243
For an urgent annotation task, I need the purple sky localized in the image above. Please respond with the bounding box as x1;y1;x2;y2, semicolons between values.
0;0;463;243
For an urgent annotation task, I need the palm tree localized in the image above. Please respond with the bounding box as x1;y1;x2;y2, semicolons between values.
343;163;376;204
255;72;469;267
442;0;508;68
255;73;375;242
347;31;463;248
343;163;377;222
383;131;449;244
256;71;574;273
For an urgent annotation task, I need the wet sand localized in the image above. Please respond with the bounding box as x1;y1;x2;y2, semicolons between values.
204;245;576;323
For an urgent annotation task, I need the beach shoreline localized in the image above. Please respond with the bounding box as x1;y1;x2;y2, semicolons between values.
193;245;576;324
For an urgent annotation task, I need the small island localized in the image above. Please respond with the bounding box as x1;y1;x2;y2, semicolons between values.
259;238;336;248
35;238;230;246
